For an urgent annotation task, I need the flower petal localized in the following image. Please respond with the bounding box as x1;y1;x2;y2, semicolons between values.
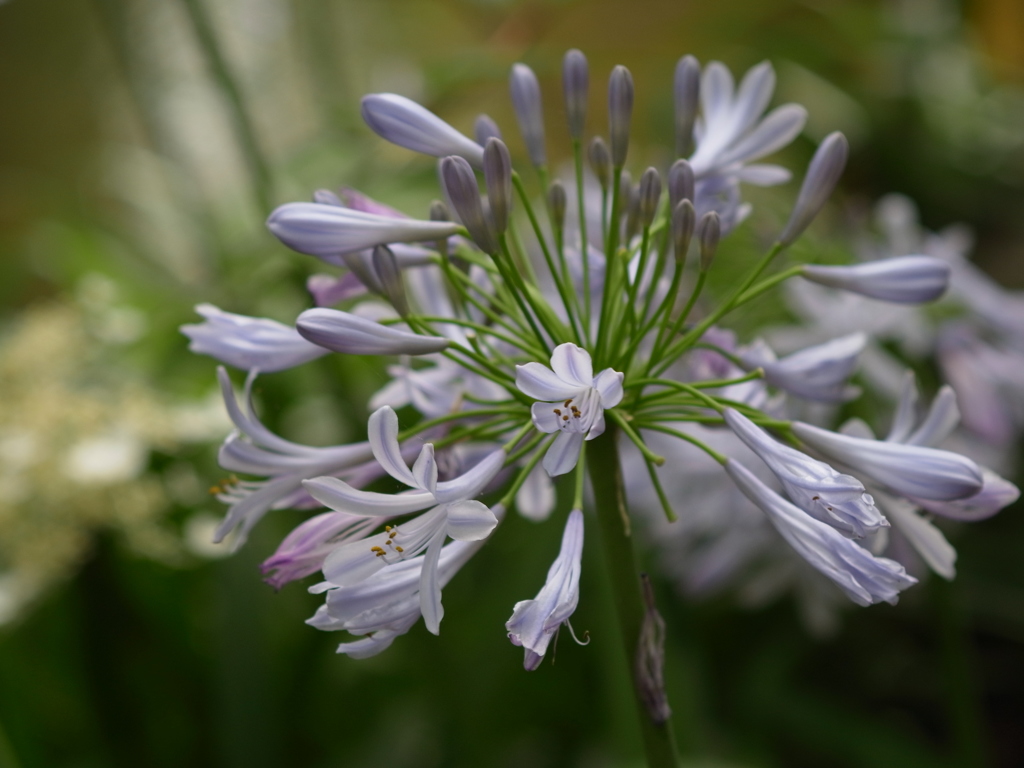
593;368;625;408
297;308;450;356
367;406;418;487
419;527;450;635
303;477;434;516
434;449;506;504
550;343;594;387
444;500;498;541
516;362;585;401
543;431;585;477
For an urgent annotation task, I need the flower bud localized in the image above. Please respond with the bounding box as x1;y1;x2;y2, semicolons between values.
779;132;849;246
510;63;546;167
373;245;409;316
562;49;588;141
638;167;662;229
429;200;450;221
440;156;498;254
483;138;513;235
474;114;502;146
361;93;484;166
674;55;700;157
618;169;633;208
588;137;611;191
608;65;634;167
698;211;720;272
667;158;695;210
801;256;951;304
547;180;567;236
671;200;696;263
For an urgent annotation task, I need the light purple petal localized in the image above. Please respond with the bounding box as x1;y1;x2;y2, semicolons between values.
367;406;418;487
419;527;450;635
297;308;450;356
593;368;625;407
361;93;485;167
550;343;594;387
543;431;585;477
444;500;498;541
802;256;951;304
516;362;586;401
303;476;434;516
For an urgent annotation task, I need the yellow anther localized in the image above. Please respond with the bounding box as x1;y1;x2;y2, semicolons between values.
389;530;397;538
395;546;404;553
370;546;384;553
209;486;222;495
562;415;570;421
385;525;392;532
564;399;573;407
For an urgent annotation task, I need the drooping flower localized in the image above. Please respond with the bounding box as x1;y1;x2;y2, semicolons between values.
506;509;584;669
516;344;624;476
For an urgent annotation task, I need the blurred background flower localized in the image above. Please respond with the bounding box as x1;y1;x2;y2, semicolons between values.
1;0;1023;766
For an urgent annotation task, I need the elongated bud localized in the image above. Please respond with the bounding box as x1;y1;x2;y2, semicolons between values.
547;180;567;239
361;93;484;166
474;114;502;145
562;49;588;141
671;199;696;262
588;137;611;190
341;252;383;294
510;63;546;167
698;211;720;272
625;182;642;244
372;245;409;316
618;170;633;208
779;132;849;246
440;156;498;254
483;138;513;235
638;167;662;229
608;65;634;167
667;159;695;211
674;55;700;157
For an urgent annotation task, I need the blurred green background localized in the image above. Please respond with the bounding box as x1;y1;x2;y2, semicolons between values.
2;0;1024;766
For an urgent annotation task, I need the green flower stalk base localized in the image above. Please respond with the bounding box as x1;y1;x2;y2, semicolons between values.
589;428;681;768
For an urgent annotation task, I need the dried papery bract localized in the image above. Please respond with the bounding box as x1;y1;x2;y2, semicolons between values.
563;49;589;141
510;63;547;168
779;131;849;246
608;65;634;168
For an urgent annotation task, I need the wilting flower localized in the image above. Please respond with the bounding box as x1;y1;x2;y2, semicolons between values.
506;509;584;669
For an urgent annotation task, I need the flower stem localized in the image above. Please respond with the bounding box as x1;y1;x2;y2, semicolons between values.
588;429;681;768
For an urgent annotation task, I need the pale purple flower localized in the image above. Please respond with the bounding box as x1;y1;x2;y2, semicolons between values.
509;64;546;167
688;61;806;183
261;511;381;589
516;343;624;477
737;333;865;403
303;406;503;634
267;202;461;262
801;256;951;304
182;304;328;372
361;93;485;166
213;368;375;545
506;509;584;670
778;132;848;245
307;527;492;658
295;308;451;356
725;459;917;606
723;409;886;538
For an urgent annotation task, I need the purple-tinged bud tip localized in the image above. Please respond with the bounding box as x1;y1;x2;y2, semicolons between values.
440;156;498;254
483;138;513;235
779;132;849;246
671;200;696;263
668;159;695;210
588;137;611;190
608;65;634;167
510;63;546;167
474;114;502;146
698;211;720;272
638;167;662;229
674;55;701;157
562;49;589;141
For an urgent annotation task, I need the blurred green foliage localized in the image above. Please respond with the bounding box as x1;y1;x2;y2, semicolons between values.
1;0;1023;766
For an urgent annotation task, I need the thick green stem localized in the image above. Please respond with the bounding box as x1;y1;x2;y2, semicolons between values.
588;430;680;768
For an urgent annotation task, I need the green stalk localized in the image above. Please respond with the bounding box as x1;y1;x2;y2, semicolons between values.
588;431;681;768
178;0;274;213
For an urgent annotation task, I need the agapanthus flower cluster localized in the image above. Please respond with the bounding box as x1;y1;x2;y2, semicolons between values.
184;49;1017;667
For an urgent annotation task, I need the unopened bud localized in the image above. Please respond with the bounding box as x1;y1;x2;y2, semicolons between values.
372;245;409;316
618;170;633;209
779;132;849;246
341;251;383;295
547;180;567;237
562;49;588;141
608;65;634;167
638;167;662;229
674;55;700;157
671;200;696;262
510;63;546;167
624;182;642;244
668;159;695;211
698;211;720;272
484;138;512;235
429;200;450;221
474;114;502;146
440;156;498;254
588;137;611;190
